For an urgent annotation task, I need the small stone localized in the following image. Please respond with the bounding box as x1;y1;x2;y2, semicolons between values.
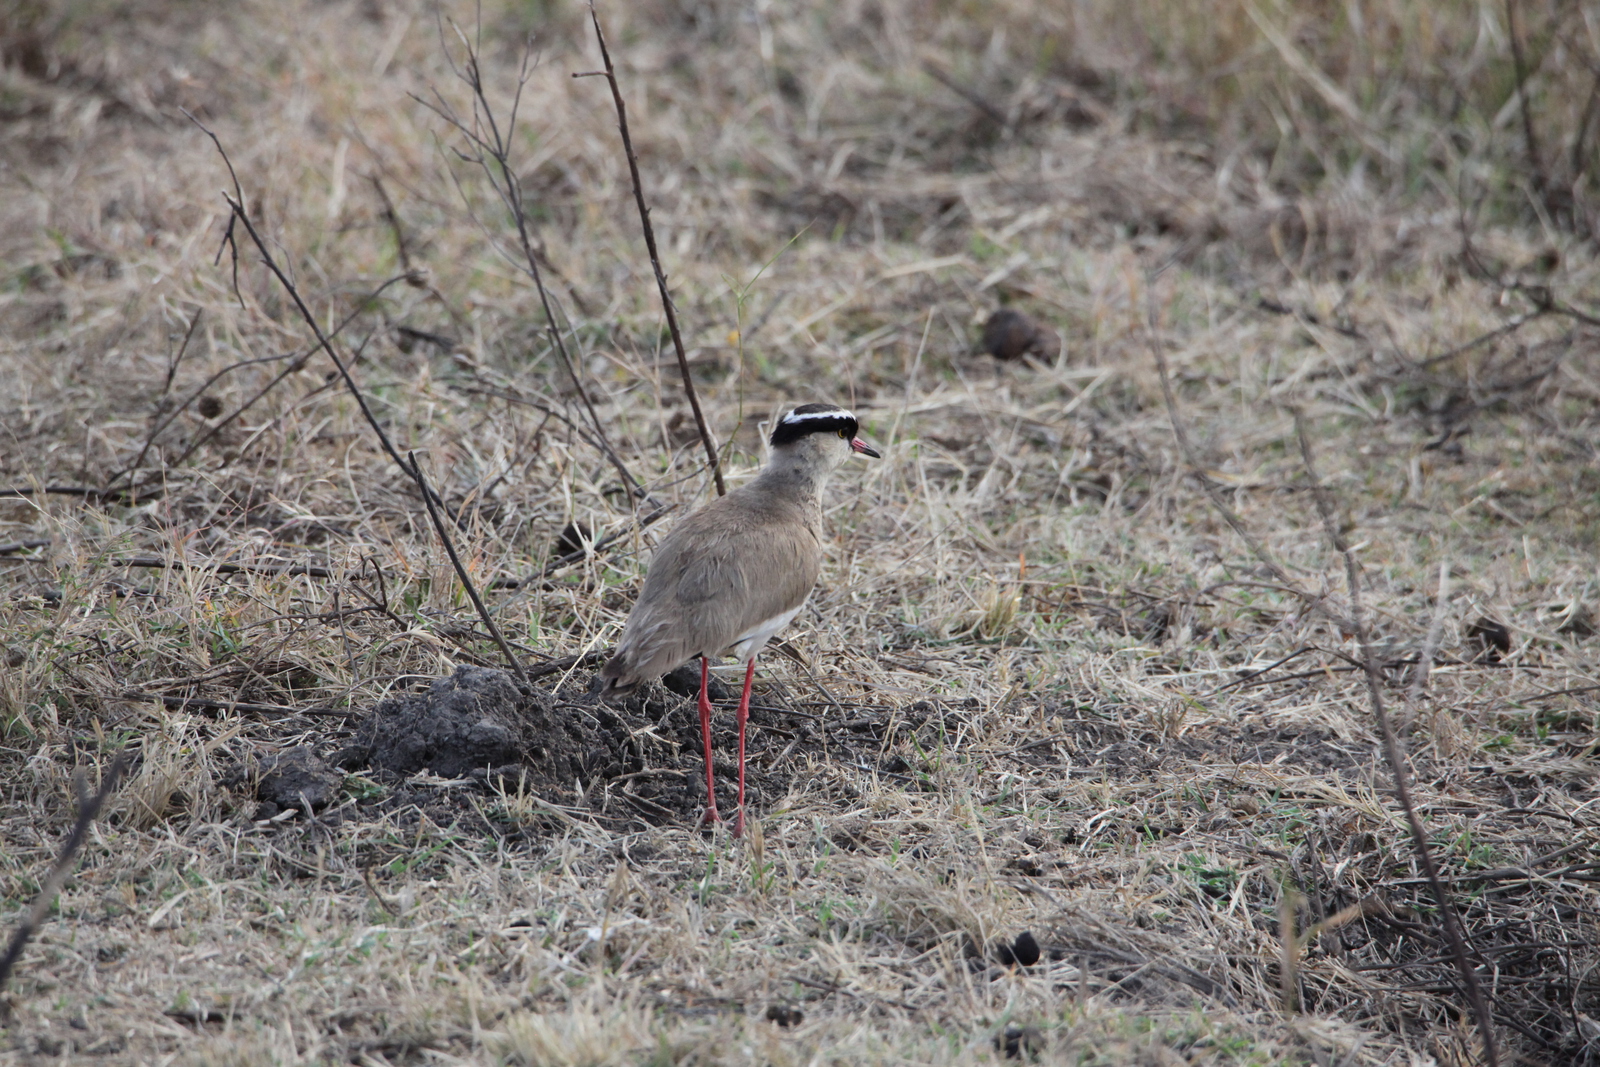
1012;931;1041;967
196;395;224;419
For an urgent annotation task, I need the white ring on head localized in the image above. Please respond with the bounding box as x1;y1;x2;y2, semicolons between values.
781;408;853;425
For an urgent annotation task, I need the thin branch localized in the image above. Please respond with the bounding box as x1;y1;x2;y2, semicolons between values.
921;60;1009;129
114;555;338;579
187;111;459;527
1149;285;1495;1054
532;504;672;580
0;484;152;503
0;756;128;993
523;649;610;680
1504;0;1550;204
1295;413;1499;1067
1571;64;1600;182
414;22;640;503
0;539;50;555
407;450;529;687
582;3;725;496
370;174;414;273
219;191;421;485
122;692;356;718
114;348;296;489
1458;211;1600;329
165;280;412;474
1415;309;1545;369
162;306;204;396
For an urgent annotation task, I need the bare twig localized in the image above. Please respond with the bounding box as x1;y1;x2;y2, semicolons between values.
1415;309;1545;369
162;307;204;396
111;347;307;491
1504;0;1551;206
1278;884;1299;1013
188;112;481;540
0;539;50;555
415;22;640;503
121;692;356;718
115;555;338;579
447;381;640;488
921;60;1009;129
1295;413;1499;1067
1457;202;1600;328
369;174;413;274
166;285;414;473
523;650;610;680
0;484;153;503
581;3;726;497
407;450;529;687
0;756;128;993
189;117;417;475
1571;66;1600;182
532;505;672;580
1149;283;1497;1058
217;191;425;487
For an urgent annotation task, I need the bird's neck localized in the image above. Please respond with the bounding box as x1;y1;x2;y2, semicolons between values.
751;453;830;502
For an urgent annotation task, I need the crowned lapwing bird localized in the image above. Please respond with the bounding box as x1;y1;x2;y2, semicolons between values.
598;403;880;835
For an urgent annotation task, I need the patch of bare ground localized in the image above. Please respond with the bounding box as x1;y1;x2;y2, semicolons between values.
4;0;1600;1064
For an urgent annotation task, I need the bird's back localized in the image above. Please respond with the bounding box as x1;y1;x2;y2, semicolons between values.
598;484;822;690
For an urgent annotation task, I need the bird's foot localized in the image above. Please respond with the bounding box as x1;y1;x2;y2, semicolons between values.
698;806;722;829
732;807;745;839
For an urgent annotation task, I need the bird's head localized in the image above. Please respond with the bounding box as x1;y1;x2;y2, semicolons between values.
768;403;880;476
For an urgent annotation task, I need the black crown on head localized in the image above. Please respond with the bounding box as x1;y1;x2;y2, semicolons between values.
770;403;858;448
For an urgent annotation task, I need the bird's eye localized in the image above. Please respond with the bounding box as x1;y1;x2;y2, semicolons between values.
838;429;848;439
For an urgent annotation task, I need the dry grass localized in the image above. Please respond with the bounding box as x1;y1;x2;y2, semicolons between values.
4;0;1600;1064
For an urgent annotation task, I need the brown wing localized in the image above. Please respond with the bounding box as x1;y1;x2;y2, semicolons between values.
598;492;821;689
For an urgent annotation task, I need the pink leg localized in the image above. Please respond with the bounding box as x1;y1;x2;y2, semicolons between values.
733;658;756;838
697;655;721;827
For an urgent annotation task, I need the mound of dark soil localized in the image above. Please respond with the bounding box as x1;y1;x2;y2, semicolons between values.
351;666;567;780
296;663;810;829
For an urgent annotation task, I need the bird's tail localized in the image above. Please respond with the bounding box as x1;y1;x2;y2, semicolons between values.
591;652;637;696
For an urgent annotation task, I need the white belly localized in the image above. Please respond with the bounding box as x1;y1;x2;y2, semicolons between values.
725;601;806;662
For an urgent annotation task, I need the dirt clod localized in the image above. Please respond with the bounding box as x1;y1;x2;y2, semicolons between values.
554;521;594;558
661;662;732;702
355;665;566;780
250;745;341;815
1467;616;1512;662
981;309;1060;361
765;1005;803;1026
996;1025;1044;1060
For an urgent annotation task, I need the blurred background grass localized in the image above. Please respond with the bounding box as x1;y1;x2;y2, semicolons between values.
9;0;1596;229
